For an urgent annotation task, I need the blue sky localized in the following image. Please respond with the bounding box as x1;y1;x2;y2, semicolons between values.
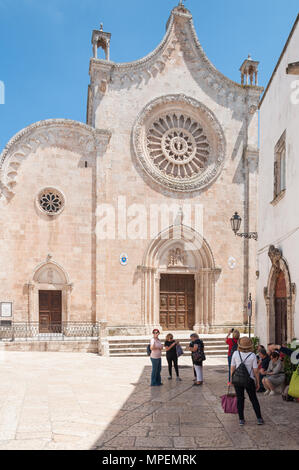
0;0;298;152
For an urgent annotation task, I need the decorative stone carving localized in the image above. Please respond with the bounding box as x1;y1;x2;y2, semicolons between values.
168;248;187;267
147;113;209;180
268;245;282;274
133;94;226;192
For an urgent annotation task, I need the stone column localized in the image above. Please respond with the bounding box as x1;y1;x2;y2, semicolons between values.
94;130;112;328
65;284;73;323
27;282;35;323
153;271;161;329
194;272;203;333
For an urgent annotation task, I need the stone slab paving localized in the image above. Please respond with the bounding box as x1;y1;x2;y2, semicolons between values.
0;351;298;450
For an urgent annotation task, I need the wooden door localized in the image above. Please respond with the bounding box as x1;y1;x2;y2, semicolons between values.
275;271;287;344
39;291;62;333
160;275;195;330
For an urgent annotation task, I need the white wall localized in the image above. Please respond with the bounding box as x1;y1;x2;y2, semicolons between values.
257;18;299;344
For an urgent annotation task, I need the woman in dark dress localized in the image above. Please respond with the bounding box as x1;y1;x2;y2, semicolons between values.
188;333;205;386
164;334;182;381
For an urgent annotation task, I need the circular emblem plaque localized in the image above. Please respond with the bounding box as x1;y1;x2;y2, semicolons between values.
120;253;128;266
228;257;237;270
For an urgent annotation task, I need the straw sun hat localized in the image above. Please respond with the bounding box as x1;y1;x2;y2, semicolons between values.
238;337;254;353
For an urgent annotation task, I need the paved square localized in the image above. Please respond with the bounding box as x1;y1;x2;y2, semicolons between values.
0;351;298;450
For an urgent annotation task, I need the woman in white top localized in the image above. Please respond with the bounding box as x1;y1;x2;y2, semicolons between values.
231;337;264;426
150;329;163;386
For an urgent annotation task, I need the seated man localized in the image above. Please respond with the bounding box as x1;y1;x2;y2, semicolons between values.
257;348;270;393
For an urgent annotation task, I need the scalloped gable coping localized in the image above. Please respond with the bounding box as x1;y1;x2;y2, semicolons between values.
0;119;111;200
88;5;263;100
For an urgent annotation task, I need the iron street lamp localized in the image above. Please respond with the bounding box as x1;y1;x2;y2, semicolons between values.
230;212;258;241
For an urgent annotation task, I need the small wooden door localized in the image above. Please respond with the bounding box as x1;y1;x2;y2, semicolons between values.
160;274;195;330
275;271;287;345
39;291;62;333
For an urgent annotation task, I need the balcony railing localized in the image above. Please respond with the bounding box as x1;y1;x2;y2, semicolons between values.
0;322;100;342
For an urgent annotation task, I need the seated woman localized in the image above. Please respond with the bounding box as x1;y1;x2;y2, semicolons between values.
262;352;285;396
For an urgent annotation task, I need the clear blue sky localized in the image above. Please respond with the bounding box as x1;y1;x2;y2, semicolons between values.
0;0;298;152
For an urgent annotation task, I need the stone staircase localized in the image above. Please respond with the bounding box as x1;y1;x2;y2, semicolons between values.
108;334;228;357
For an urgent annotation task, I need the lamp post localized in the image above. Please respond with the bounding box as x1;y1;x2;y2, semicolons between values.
230;212;258;241
247;293;253;339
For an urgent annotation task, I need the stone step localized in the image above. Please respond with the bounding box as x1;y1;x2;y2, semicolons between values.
108;337;227;344
107;334;229;357
108;341;227;348
109;351;227;357
109;345;228;352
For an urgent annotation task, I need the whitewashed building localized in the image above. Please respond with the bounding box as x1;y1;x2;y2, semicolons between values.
257;14;299;345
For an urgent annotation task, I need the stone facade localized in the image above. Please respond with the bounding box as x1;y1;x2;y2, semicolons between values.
257;15;299;345
0;5;262;335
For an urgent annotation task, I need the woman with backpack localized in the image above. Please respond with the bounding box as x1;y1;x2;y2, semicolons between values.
231;336;264;426
225;329;240;384
188;333;205;386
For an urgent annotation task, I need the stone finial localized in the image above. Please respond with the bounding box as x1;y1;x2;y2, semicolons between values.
240;54;259;86
92;24;111;61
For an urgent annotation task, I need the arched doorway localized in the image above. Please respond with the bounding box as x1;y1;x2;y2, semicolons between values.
140;225;221;333
27;257;73;331
264;246;296;344
274;271;287;345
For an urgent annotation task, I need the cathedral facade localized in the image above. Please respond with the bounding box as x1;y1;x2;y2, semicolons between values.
0;5;262;337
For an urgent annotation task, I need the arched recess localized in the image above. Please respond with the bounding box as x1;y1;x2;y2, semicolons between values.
27;257;73;324
264;246;296;343
139;225;221;334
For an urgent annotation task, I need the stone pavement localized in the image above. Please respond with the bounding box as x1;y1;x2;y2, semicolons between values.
0;350;298;450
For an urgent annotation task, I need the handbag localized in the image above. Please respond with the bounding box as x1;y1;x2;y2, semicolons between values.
176;344;184;357
192;342;206;363
288;366;299;398
221;385;238;414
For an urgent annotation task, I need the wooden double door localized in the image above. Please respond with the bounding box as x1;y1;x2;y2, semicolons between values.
39;290;62;333
160;274;195;330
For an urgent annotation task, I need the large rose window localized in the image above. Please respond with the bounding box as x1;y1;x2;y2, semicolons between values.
133;95;226;192
147;114;209;179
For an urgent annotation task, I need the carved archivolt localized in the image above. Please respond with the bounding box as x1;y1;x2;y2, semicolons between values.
133;94;226;192
264;245;296;342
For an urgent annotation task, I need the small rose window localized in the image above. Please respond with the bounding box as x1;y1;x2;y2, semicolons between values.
37;188;65;216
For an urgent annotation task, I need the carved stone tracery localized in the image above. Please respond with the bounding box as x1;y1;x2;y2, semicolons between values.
133;94;226;192
147;113;209;180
